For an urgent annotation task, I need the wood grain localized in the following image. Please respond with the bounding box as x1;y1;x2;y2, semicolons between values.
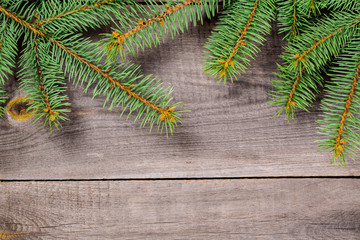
0;179;359;239
1;17;360;180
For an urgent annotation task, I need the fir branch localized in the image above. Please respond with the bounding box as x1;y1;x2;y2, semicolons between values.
0;18;7;52
290;13;360;72
18;34;70;129
0;0;38;23
53;38;176;121
271;12;360;119
0;18;9;114
34;36;52;115
0;4;43;36
318;0;360;12
270;63;323;119
37;0;115;26
294;20;360;69
277;0;308;39
34;0;129;34
1;3;181;133
317;35;360;165
111;0;199;48
34;35;68;124
286;65;305;112
304;0;320;16
0;13;22;85
105;0;221;59
291;0;296;37
217;0;260;79
277;0;346;40
333;60;360;161
203;0;275;82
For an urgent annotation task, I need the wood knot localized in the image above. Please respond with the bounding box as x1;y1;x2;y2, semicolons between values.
0;230;30;240
7;97;35;121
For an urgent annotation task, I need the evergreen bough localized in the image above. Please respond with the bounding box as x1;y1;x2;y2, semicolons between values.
1;0;360;165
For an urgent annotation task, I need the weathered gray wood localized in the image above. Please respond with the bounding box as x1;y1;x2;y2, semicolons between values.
0;179;359;239
1;19;360;180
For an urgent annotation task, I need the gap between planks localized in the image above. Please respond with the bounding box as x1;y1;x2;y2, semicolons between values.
1;176;360;182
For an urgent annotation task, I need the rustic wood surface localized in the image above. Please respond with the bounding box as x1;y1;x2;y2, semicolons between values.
1;19;360;180
1;179;360;240
1;10;360;240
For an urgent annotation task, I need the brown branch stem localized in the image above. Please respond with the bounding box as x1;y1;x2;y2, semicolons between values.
218;0;259;78
0;4;44;36
334;58;360;157
38;0;115;25
291;0;296;36
285;66;305;112
34;34;58;121
294;18;360;64
52;39;174;119
111;0;198;50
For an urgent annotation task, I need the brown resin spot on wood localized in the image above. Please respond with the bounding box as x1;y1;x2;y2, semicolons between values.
6;97;35;121
0;230;30;239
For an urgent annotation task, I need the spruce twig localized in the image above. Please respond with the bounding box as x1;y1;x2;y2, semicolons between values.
37;0;115;26
0;1;182;134
104;0;221;59
203;0;275;82
317;35;360;165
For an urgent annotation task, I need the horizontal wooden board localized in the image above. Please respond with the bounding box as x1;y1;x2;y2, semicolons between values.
1;18;360;180
0;179;359;239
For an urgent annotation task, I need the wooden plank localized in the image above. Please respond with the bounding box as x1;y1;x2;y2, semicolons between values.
0;179;359;239
1;19;360;180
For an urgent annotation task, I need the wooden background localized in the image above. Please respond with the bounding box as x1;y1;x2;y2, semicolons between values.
0;12;360;240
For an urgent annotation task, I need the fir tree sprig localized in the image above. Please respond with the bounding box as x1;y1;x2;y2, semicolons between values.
0;1;182;134
104;0;222;59
290;13;360;73
277;0;300;39
270;11;360;119
18;34;71;129
203;0;275;82
35;0;129;33
319;0;360;12
317;35;360;166
277;0;313;39
0;13;22;84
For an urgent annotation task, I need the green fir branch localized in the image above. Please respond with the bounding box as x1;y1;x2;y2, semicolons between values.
286;12;360;74
1;0;38;22
0;2;182;134
317;35;360;166
277;0;315;39
18;35;70;130
270;63;323;119
104;0;222;60
271;11;360;119
0;14;23;84
303;0;321;16
277;0;299;39
318;0;360;12
51;37;182;133
203;0;276;82
35;0;128;33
